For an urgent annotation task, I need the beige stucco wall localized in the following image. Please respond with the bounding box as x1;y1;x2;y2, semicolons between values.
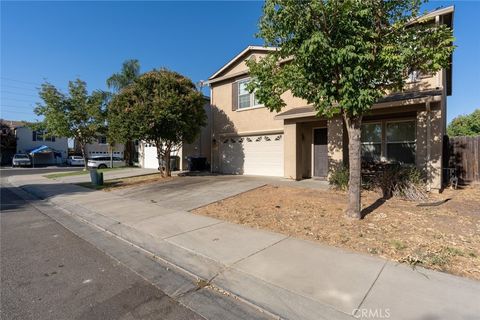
283;121;301;180
211;80;305;136
211;51;308;136
404;72;441;92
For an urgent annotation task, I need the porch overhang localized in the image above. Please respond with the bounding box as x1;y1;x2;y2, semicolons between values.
274;89;443;120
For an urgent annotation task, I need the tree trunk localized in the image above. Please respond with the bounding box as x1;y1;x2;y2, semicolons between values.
344;113;362;219
155;141;163;173
124;140;133;166
109;144;114;168
80;143;88;171
164;149;171;177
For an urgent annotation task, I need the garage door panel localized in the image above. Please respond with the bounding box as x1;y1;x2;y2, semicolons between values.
144;144;159;169
220;134;283;177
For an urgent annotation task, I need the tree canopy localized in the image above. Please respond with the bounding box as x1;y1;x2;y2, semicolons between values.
247;0;454;218
35;79;108;169
447;109;480;137
108;69;206;176
107;59;141;91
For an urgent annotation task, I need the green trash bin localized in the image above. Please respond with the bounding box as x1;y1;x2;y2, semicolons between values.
89;169;104;186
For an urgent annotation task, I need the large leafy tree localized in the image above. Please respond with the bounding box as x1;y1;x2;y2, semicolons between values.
108;69;206;177
247;0;454;219
107;59;142;166
447;109;480;137
35;79;107;170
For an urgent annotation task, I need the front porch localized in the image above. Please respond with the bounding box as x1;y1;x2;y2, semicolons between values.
278;100;444;190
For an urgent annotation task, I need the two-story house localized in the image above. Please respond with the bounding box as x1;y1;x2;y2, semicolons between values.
15;125;68;165
207;6;453;191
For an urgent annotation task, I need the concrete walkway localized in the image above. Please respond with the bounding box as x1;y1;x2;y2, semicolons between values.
8;174;480;320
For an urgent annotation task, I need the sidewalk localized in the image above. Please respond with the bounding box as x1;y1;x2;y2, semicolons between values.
9;174;480;320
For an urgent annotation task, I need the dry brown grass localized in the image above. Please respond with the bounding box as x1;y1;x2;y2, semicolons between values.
193;185;480;280
78;173;173;191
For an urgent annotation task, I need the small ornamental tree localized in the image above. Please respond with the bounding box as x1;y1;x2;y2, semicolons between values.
447;109;480;137
247;0;454;219
35;79;107;170
108;69;206;177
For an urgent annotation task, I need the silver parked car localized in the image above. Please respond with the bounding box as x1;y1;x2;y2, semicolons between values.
87;156;125;169
12;153;32;167
66;156;85;166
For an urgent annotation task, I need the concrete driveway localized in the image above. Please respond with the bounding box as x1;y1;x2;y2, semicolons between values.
111;175;274;211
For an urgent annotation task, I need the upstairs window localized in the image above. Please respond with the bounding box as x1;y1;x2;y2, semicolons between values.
32;130;55;142
98;136;107;144
408;70;421;82
237;79;259;109
32;130;42;141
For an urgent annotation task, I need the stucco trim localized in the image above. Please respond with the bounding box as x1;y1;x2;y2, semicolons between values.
209;46;277;80
208;70;249;85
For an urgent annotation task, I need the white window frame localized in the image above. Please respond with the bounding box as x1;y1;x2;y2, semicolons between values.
385;119;416;164
236;78;263;111
98;136;107;145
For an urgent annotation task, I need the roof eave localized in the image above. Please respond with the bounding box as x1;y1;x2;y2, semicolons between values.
208;46;277;81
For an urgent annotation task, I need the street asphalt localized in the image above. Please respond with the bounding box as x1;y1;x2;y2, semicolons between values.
0;185;205;320
0;166;83;177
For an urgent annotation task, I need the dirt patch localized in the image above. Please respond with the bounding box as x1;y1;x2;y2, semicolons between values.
77;173;173;191
193;185;480;280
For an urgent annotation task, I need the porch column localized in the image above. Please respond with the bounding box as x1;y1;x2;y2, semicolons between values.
327;117;344;178
284;120;302;180
416;103;443;191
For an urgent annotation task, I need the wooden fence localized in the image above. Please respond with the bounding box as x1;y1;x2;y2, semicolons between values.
447;136;480;184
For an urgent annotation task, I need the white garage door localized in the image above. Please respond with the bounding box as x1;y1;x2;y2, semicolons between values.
143;143;159;169
220;134;284;177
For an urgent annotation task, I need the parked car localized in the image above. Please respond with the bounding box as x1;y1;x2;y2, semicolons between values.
87;156;125;169
66;156;85;166
12;153;31;167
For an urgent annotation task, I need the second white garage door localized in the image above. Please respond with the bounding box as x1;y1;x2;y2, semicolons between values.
143;143;159;169
220;134;284;177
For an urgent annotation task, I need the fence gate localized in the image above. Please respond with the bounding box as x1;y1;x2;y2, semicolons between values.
447;136;480;184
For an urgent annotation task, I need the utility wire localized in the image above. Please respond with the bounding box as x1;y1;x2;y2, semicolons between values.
0;77;42;86
1;84;39;92
1;97;37;103
0;90;39;98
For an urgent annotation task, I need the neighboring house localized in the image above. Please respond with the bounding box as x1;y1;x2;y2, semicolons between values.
207;7;453;191
138;97;212;171
74;136;125;158
15;126;68;165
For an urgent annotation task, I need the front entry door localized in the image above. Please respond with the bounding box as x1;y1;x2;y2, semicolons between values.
313;128;328;178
